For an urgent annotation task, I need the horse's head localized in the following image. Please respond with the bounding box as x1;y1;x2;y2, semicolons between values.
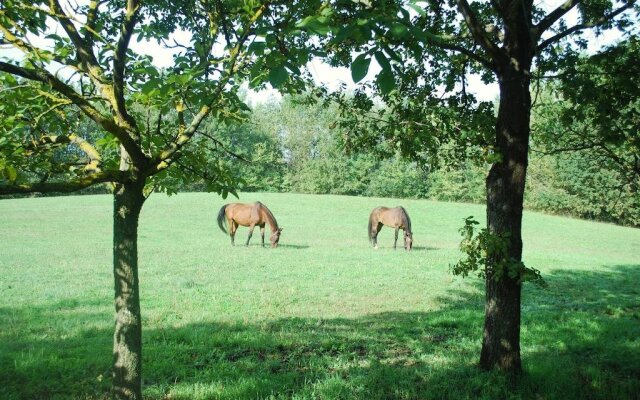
270;228;283;248
404;231;413;251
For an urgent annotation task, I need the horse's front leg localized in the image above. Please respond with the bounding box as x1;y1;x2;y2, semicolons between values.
246;224;255;246
394;227;399;249
260;225;265;247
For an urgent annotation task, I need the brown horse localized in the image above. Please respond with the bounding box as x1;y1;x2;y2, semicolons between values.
368;206;413;250
217;202;282;247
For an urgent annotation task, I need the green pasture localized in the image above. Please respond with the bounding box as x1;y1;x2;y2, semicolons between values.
0;192;639;399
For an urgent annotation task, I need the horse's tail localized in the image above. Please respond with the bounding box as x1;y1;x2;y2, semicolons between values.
217;204;228;234
368;210;375;243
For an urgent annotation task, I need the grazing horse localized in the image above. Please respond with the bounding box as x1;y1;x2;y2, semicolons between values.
217;202;282;247
368;206;413;250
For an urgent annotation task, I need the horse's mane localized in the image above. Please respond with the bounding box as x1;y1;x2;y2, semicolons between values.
257;201;279;231
399;206;412;234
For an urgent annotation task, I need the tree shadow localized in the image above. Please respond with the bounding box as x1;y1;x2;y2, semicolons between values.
409;245;439;251
226;243;310;249
366;245;438;251
1;265;639;399
519;264;640;400
275;244;310;249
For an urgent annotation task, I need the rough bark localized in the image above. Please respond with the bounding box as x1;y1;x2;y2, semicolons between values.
112;179;146;399
480;63;531;372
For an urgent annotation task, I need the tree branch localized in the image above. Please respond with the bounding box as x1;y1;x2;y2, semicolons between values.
0;21;78;70
533;0;582;38
150;3;269;174
112;0;141;130
199;131;251;162
22;132;102;171
0;61;146;164
537;1;635;52
48;0;106;84
85;0;100;48
455;0;501;59
215;0;234;48
431;38;495;70
69;133;103;171
0;170;124;195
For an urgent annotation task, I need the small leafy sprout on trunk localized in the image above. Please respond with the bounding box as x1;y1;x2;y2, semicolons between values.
451;216;547;288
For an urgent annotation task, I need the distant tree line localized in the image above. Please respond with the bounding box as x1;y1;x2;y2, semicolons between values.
6;86;637;228
186;89;638;227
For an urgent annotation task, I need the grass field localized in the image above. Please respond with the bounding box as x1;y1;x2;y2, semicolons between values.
1;192;639;399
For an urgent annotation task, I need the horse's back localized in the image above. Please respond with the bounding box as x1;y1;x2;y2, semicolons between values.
225;202;261;226
373;206;408;229
370;206;389;218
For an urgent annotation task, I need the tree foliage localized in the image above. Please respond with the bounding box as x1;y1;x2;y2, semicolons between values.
533;36;640;189
0;1;321;398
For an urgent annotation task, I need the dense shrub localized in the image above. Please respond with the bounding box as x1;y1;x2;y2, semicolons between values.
526;153;640;227
427;163;486;203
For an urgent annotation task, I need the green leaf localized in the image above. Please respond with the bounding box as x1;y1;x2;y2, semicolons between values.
285;62;301;76
145;66;159;77
248;41;266;55
376;68;395;94
296;16;314;28
308;20;331;35
4;165;17;182
269;65;288;88
141;78;161;95
389;22;409;38
296;16;331;35
407;2;426;16
351;54;371;83
335;25;357;42
374;51;392;72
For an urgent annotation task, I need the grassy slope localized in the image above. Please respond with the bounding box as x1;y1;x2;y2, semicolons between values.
0;192;638;399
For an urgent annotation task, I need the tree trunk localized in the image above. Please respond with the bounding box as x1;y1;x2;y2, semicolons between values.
480;66;531;373
112;179;146;399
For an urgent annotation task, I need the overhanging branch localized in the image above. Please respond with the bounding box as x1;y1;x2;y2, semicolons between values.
533;0;582;39
537;1;635;52
0;170;125;195
0;61;147;164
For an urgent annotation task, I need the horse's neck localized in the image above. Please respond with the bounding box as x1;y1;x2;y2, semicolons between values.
261;207;278;231
402;212;411;233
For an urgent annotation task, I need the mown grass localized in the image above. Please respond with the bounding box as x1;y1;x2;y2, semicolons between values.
0;192;639;399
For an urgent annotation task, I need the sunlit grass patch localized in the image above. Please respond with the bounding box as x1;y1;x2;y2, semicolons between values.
1;192;639;399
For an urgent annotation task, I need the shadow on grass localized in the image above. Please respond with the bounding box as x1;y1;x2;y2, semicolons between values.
225;243;311;249
1;265;639;399
520;264;640;400
365;245;439;252
409;245;439;251
275;244;311;249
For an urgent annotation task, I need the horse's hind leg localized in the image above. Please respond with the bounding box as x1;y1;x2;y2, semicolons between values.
394;227;399;249
373;222;383;249
246;224;256;246
230;220;238;246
